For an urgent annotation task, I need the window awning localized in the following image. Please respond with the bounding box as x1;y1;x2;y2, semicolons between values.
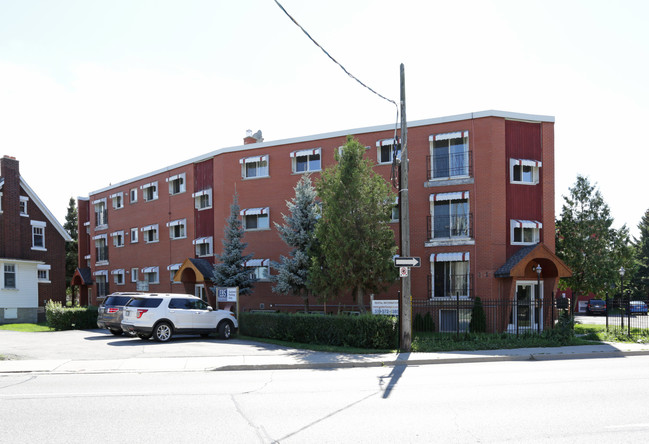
166;173;184;182
429;191;469;202
512;220;543;229
511;158;542;168
429;131;469;142
167;263;182;271
93;270;108;277
109;192;123;199
142;266;159;274
109;231;124;237
244;259;270;267
240;207;269;216
430;252;470;262
166;219;185;227
140;182;156;190
376;138;399;147
111;269;124;275
92;234;107;241
141;225;157;232
192;236;212;245
37;264;51;271
192;189;211;198
92;198;106;205
239;155;268;164
290;148;320;158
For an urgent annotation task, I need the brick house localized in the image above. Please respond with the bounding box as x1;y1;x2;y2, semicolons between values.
75;110;571;332
0;156;72;324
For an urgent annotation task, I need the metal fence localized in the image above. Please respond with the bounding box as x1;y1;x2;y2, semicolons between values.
592;297;649;335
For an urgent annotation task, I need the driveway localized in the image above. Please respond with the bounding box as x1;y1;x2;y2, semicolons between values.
0;329;292;361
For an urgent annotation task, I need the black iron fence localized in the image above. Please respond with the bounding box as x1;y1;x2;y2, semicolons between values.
591;297;649;335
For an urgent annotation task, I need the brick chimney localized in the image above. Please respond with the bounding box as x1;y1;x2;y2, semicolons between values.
0;155;21;258
243;129;263;145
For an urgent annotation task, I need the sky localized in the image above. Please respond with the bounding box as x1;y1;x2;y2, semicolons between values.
1;0;648;237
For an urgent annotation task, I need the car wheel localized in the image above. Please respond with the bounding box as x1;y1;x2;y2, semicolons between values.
153;322;173;342
138;333;151;340
218;321;233;339
109;328;123;336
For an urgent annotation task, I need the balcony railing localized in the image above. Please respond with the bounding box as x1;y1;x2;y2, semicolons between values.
426;151;473;181
427;273;474;299
427;213;473;240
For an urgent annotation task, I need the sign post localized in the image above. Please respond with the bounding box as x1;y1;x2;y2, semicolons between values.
217;287;239;319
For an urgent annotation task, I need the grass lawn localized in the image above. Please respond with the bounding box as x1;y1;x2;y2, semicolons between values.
0;323;53;332
575;323;649;343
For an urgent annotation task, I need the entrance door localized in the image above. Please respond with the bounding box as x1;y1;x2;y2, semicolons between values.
510;281;543;332
195;284;206;301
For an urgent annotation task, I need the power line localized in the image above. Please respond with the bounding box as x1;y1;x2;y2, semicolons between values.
272;0;398;110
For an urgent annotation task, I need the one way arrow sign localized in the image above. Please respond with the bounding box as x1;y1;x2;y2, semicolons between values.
394;256;421;267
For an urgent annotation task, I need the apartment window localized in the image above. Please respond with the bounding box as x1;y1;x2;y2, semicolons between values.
31;220;46;250
244;259;270;281
141;224;159;243
130;228;139;243
430;252;470;298
241;155;269;179
193;237;213;257
94;271;108;297
142;266;159;284
112;269;125;285
111;192;124;209
376;139;400;164
511;220;542;245
193;189;212;210
131;267;139;283
93;198;108;228
167;173;186;195
130;188;138;203
3;264;16;289
37;264;51;282
291;148;321;173
510;159;541;185
167;219;187;240
0;191;3;213
430;192;470;239
390;197;399;223
111;230;125;247
94;234;109;263
240;207;270;230
19;196;29;216
429;131;470;179
141;182;158;202
168;264;182;283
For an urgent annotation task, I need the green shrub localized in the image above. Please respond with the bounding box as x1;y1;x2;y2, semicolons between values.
240;312;398;349
543;310;574;345
413;312;435;332
469;297;487;333
45;301;98;331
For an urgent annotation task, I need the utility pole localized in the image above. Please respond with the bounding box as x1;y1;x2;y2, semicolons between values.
399;63;412;352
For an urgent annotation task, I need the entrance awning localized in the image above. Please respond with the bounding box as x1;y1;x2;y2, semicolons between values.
495;243;572;278
173;258;215;283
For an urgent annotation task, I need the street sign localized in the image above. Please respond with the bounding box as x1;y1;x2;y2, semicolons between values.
394;256;421;267
399;267;408;277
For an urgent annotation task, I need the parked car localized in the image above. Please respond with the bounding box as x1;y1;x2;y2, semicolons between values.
586;299;606;315
120;293;238;342
629;300;648;315
97;292;143;335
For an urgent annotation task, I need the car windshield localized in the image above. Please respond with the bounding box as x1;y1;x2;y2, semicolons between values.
103;296;132;306
126;298;162;308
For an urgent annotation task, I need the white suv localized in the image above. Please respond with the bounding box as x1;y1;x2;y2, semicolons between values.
121;293;238;342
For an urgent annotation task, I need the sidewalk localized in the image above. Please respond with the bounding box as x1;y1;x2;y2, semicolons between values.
3;341;649;375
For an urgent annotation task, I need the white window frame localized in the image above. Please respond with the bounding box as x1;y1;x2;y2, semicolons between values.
241;155;269;179
429;131;470;180
510;159;541;185
140;181;158;202
376;139;400;165
167;264;182;283
244;259;271;281
141;224;159;243
193;189;212;210
112;269;125;285
94;234;109;264
510;220;542;245
19;196;29;216
290;148;321;173
430;252;470;300
3;263;17;289
193;237;213;257
110;192;124;209
240;207;270;231
37;264;51;283
142;266;159;284
93;198;108;228
130;227;139;243
166;173;186;195
111;230;125;248
167;219;187;240
130;188;138;204
31;220;47;251
429;192;471;240
131;267;139;283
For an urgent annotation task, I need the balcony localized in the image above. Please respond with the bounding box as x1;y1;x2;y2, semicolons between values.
426;214;474;247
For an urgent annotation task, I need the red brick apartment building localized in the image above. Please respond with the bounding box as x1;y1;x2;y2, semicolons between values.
1;156;72;324
74;110;571;332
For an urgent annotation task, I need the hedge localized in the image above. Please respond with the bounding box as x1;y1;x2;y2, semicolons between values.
45;301;98;331
239;312;398;349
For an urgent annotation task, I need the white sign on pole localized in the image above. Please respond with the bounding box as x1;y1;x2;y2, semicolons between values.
399;266;409;277
217;287;238;303
372;299;399;316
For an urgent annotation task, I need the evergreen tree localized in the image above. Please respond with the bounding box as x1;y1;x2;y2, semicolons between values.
212;194;256;295
469;297;487;333
63;198;78;292
556;175;631;310
272;175;318;312
309;136;398;312
630;209;649;300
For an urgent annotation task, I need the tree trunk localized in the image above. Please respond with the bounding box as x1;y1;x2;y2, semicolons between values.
357;287;366;313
